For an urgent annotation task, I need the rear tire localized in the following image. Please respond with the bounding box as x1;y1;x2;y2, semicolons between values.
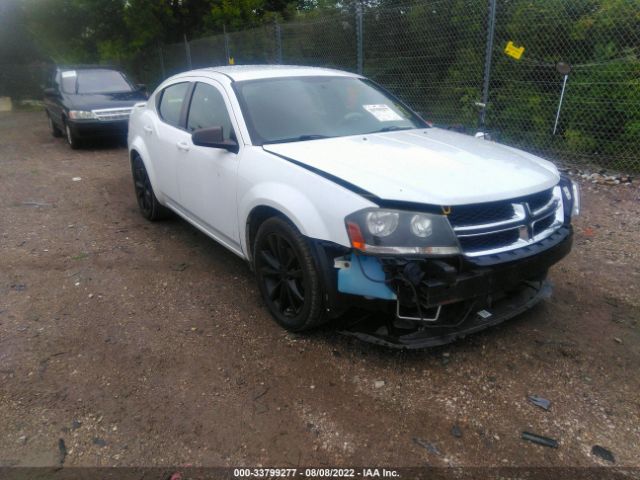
131;154;170;221
253;217;327;331
47;113;63;138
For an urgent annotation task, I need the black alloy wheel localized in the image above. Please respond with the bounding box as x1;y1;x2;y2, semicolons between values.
131;155;169;221
254;217;326;331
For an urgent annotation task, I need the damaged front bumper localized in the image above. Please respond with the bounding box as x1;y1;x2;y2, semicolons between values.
320;226;572;349
340;280;552;349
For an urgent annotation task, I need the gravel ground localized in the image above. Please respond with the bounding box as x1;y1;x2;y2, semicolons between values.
1;111;639;469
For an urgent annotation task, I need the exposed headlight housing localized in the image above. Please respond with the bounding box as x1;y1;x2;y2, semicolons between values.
345;208;460;256
68;110;96;120
571;182;580;216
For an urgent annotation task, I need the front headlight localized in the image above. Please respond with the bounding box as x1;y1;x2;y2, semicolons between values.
68;110;96;120
365;210;399;237
410;214;433;237
345;208;460;256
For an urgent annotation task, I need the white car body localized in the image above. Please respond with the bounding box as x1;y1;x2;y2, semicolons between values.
130;66;561;256
128;65;578;348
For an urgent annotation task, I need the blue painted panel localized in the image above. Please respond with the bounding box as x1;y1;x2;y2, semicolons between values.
337;254;397;300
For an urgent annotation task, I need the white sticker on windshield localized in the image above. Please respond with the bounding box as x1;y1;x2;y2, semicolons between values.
61;71;77;78
362;104;403;122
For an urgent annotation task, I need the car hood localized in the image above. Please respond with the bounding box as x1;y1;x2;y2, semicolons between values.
262;128;560;205
65;91;147;111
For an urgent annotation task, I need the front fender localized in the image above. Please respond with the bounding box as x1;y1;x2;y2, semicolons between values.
239;182;335;255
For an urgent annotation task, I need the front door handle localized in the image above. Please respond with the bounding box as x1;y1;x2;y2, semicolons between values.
176;141;190;152
143;125;153;134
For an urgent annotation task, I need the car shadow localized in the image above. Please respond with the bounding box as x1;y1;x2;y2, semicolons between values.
80;136;128;150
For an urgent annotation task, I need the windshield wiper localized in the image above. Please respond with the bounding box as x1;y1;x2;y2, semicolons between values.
367;126;415;134
264;134;331;144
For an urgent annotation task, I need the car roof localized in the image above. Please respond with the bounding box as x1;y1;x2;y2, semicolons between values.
56;65;122;72
194;65;361;82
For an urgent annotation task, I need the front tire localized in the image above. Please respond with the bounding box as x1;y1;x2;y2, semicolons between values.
131;154;170;221
64;121;81;149
253;217;327;331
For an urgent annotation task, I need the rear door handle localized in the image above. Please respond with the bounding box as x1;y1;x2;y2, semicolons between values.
176;141;190;152
143;125;153;134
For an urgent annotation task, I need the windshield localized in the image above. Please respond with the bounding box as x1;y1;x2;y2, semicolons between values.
234;76;426;145
60;69;134;94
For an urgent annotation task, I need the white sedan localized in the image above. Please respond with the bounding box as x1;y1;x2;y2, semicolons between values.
128;65;579;348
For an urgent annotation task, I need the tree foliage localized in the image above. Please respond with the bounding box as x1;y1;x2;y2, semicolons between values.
22;0;301;63
5;0;640;169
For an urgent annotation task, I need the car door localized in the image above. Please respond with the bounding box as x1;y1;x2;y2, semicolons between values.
44;71;64;127
174;80;242;251
149;81;191;204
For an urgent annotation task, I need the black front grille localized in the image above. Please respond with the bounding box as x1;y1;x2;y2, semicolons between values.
447;202;515;227
458;229;520;253
526;189;553;211
533;215;555;236
445;188;558;254
446;189;554;229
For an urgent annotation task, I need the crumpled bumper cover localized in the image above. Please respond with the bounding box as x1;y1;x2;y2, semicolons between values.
336;226;572;349
339;280;552;349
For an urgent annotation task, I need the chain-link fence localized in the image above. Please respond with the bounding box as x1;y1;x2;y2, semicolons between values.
143;0;640;172
2;0;638;171
487;0;640;172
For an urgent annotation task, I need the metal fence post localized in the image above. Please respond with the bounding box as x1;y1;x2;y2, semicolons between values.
275;21;283;64
158;45;165;79
355;2;364;74
223;25;231;65
480;0;497;127
183;34;192;69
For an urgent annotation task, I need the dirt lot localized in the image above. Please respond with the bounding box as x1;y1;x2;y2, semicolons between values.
1;111;639;470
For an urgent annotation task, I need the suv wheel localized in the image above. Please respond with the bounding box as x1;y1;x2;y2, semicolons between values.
131;154;170;221
254;217;326;331
47;113;63;137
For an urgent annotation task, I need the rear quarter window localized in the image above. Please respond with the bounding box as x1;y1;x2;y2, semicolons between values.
158;82;190;127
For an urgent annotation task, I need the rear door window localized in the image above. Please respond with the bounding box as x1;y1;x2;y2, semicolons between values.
158;82;190;128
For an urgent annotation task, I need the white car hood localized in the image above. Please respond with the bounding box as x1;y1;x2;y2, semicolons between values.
263;128;559;205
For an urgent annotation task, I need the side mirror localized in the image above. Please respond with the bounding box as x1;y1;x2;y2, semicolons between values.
192;127;239;153
44;87;58;97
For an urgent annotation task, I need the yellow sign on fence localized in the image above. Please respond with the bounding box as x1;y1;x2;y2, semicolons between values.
504;41;525;60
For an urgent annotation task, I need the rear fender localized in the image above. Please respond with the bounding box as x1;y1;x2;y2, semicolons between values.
128;139;163;204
